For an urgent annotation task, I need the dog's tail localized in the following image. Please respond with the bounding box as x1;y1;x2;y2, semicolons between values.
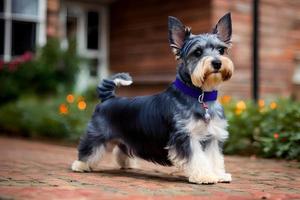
97;73;133;102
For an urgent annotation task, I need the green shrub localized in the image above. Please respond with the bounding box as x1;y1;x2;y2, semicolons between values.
223;98;300;160
81;85;98;102
0;38;80;105
0;91;299;161
0;94;96;142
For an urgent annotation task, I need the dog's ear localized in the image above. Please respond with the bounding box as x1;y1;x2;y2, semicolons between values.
168;16;190;59
212;13;232;44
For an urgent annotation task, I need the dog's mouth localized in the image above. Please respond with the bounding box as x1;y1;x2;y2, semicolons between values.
206;70;221;76
202;71;223;83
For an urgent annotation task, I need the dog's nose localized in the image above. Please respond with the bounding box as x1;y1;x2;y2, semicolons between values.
211;59;222;70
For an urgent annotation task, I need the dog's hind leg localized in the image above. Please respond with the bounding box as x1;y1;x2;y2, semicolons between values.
72;115;116;172
71;131;108;172
114;143;137;169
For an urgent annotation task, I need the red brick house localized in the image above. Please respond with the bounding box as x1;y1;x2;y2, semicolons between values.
1;0;300;99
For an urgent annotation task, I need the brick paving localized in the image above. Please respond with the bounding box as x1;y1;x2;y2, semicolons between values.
0;137;299;200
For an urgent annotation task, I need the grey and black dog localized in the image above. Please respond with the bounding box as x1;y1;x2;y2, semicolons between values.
72;13;234;184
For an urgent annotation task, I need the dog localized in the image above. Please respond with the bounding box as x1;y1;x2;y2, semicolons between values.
72;13;234;184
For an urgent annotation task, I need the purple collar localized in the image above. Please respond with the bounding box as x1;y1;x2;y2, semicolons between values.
173;78;218;102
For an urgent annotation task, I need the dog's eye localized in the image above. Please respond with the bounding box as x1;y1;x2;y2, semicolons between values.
218;47;225;55
193;49;202;57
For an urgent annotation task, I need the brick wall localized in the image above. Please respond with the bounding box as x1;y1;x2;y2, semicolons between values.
109;0;300;99
212;0;300;99
47;0;61;37
212;0;252;98
41;0;299;99
259;0;300;98
109;0;213;96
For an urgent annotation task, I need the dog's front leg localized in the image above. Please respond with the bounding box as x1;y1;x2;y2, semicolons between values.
185;139;218;184
168;132;218;184
205;139;232;183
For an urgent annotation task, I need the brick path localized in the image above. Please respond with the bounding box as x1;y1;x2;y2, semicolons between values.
0;137;299;200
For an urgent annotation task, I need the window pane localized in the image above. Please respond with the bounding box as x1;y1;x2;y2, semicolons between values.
11;21;36;56
0;19;4;56
90;59;98;77
12;0;38;16
0;0;4;13
66;15;77;40
87;11;99;50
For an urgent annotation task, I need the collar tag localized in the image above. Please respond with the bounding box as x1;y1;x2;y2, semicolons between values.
198;92;211;123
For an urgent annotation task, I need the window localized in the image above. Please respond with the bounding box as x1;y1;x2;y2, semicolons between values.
12;21;36;55
62;3;108;83
0;0;4;57
87;11;99;50
66;15;77;40
0;0;4;13
89;59;98;76
12;0;38;16
0;19;4;56
0;0;45;61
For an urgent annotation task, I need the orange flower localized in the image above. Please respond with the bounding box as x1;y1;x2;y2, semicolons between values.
220;95;231;104
59;104;68;115
273;133;279;139
270;102;277;110
66;94;75;103
78;100;87;110
258;99;265;108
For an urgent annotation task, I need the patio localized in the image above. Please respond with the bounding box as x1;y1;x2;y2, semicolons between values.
0;137;299;200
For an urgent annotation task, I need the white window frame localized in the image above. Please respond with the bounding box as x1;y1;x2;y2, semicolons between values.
60;1;109;81
0;0;46;61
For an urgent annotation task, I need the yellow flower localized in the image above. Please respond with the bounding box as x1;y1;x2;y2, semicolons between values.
235;108;243;115
259;108;266;113
220;95;231;104
270;102;277;110
258;99;265;108
236;101;246;110
59;104;68;115
78;100;87;110
66;94;75;103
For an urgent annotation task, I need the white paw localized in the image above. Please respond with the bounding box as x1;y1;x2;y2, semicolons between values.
120;159;138;169
218;173;232;183
71;160;91;172
188;173;219;184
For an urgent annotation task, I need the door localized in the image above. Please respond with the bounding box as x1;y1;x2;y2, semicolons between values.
61;1;109;92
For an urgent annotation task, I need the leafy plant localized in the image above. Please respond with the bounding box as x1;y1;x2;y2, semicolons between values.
0;38;80;105
222;98;300;161
0;94;96;142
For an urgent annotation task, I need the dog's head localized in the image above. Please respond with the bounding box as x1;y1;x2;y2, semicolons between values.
168;13;234;91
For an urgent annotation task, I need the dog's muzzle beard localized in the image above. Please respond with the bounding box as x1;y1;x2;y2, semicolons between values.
191;56;234;91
